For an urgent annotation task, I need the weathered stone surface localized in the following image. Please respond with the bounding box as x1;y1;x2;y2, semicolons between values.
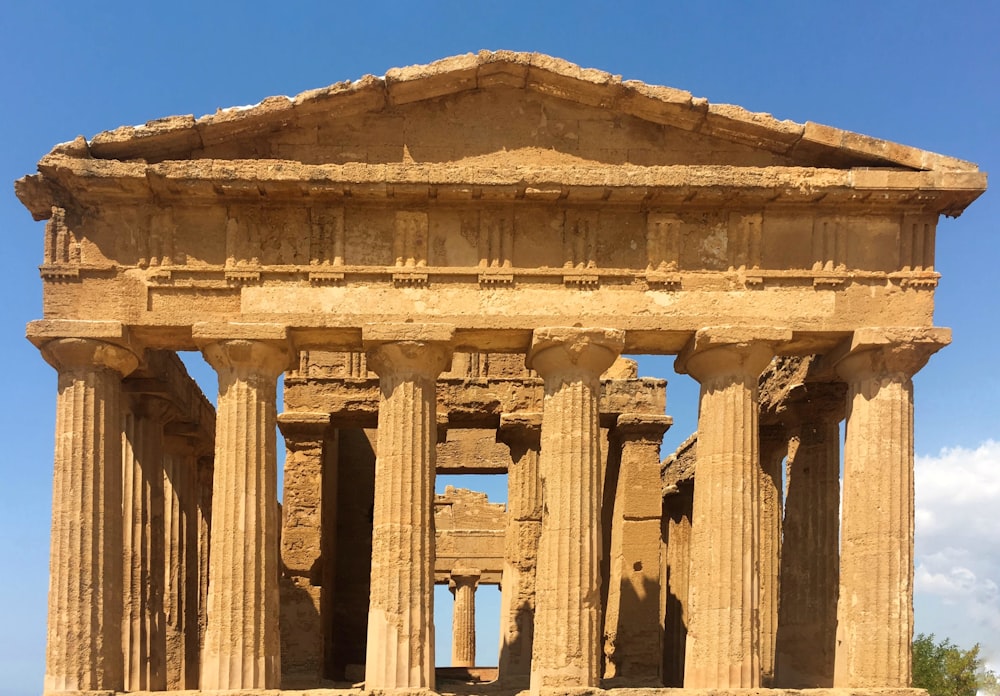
604;414;672;684
161;431;202;690
833;332;948;688
675;329;783;689
363;337;453;690
198;337;291;690
121;397;168;692
449;568;481;668
20;52;983;695
434;487;506;584
527;327;625;692
497;412;542;686
775;385;844;688
37;338;138;693
758;425;787;688
661;480;693;688
277;413;333;686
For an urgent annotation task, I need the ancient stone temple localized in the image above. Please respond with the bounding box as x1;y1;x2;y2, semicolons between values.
16;51;985;696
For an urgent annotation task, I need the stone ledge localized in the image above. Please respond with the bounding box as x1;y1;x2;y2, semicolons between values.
43;688;930;696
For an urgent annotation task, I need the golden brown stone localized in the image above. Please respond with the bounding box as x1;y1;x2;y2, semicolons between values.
527;327;625;692
363;334;453;690
18;52;984;695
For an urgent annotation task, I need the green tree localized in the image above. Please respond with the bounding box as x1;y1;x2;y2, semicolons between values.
912;633;1000;696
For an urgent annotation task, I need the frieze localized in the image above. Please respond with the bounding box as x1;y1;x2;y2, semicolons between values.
37;200;948;334
40;207;81;279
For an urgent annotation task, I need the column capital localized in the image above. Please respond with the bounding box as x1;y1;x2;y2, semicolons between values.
200;339;291;379
365;341;453;381
526;326;625;379
448;566;482;592
37;336;140;377
363;323;454;379
614;413;673;442
675;326;791;381
193;322;292;379
833;327;950;382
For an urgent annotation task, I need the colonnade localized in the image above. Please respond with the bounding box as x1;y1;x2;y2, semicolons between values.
665;328;947;690
37;340;215;694
33;322;946;694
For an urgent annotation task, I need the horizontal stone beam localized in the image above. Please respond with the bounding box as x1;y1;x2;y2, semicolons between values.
434;528;504;583
286;376;667;429
437;430;511;473
23;154;985;215
37;278;939;354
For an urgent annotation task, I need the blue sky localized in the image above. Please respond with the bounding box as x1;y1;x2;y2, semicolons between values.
1;2;998;693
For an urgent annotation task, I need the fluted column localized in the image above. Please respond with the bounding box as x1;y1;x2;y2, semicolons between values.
196;454;214;662
121;396;168;691
774;383;844;687
162;429;202;689
675;326;788;688
197;330;290;690
450;568;481;668
661;482;693;687
604;413;672;683
277;412;331;686
757;423;787;687
363;325;453;690
833;328;949;687
526;326;625;693
497;412;542;685
38;337;138;693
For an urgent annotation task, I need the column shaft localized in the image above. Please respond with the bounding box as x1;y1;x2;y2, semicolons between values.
498;414;542;685
182;450;203;687
758;425;787;687
661;486;693;687
775;386;843;687
121;400;167;691
832;333;949;688
196;456;214;665
527;327;624;693
40;338;137;693
162;434;202;689
364;338;452;690
277;414;331;685
200;338;288;689
676;332;780;689
837;369;911;686
604;414;671;683
450;570;481;668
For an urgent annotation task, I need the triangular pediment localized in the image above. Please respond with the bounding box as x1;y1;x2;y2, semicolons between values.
75;51;976;173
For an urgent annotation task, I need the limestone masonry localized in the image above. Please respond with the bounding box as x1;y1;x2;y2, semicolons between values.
16;51;986;696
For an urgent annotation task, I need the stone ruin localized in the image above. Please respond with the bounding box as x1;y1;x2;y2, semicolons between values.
14;52;986;696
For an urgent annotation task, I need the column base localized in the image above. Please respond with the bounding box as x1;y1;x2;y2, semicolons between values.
39;687;931;696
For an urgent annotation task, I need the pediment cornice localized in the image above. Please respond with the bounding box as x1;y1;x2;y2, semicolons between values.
18;52;986;220
37;51;981;173
16;153;985;219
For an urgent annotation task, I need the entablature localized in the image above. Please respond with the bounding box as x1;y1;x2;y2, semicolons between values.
31;184;947;342
18;155;985;218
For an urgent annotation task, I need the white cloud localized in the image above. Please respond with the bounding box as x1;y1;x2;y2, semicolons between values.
914;440;1000;667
